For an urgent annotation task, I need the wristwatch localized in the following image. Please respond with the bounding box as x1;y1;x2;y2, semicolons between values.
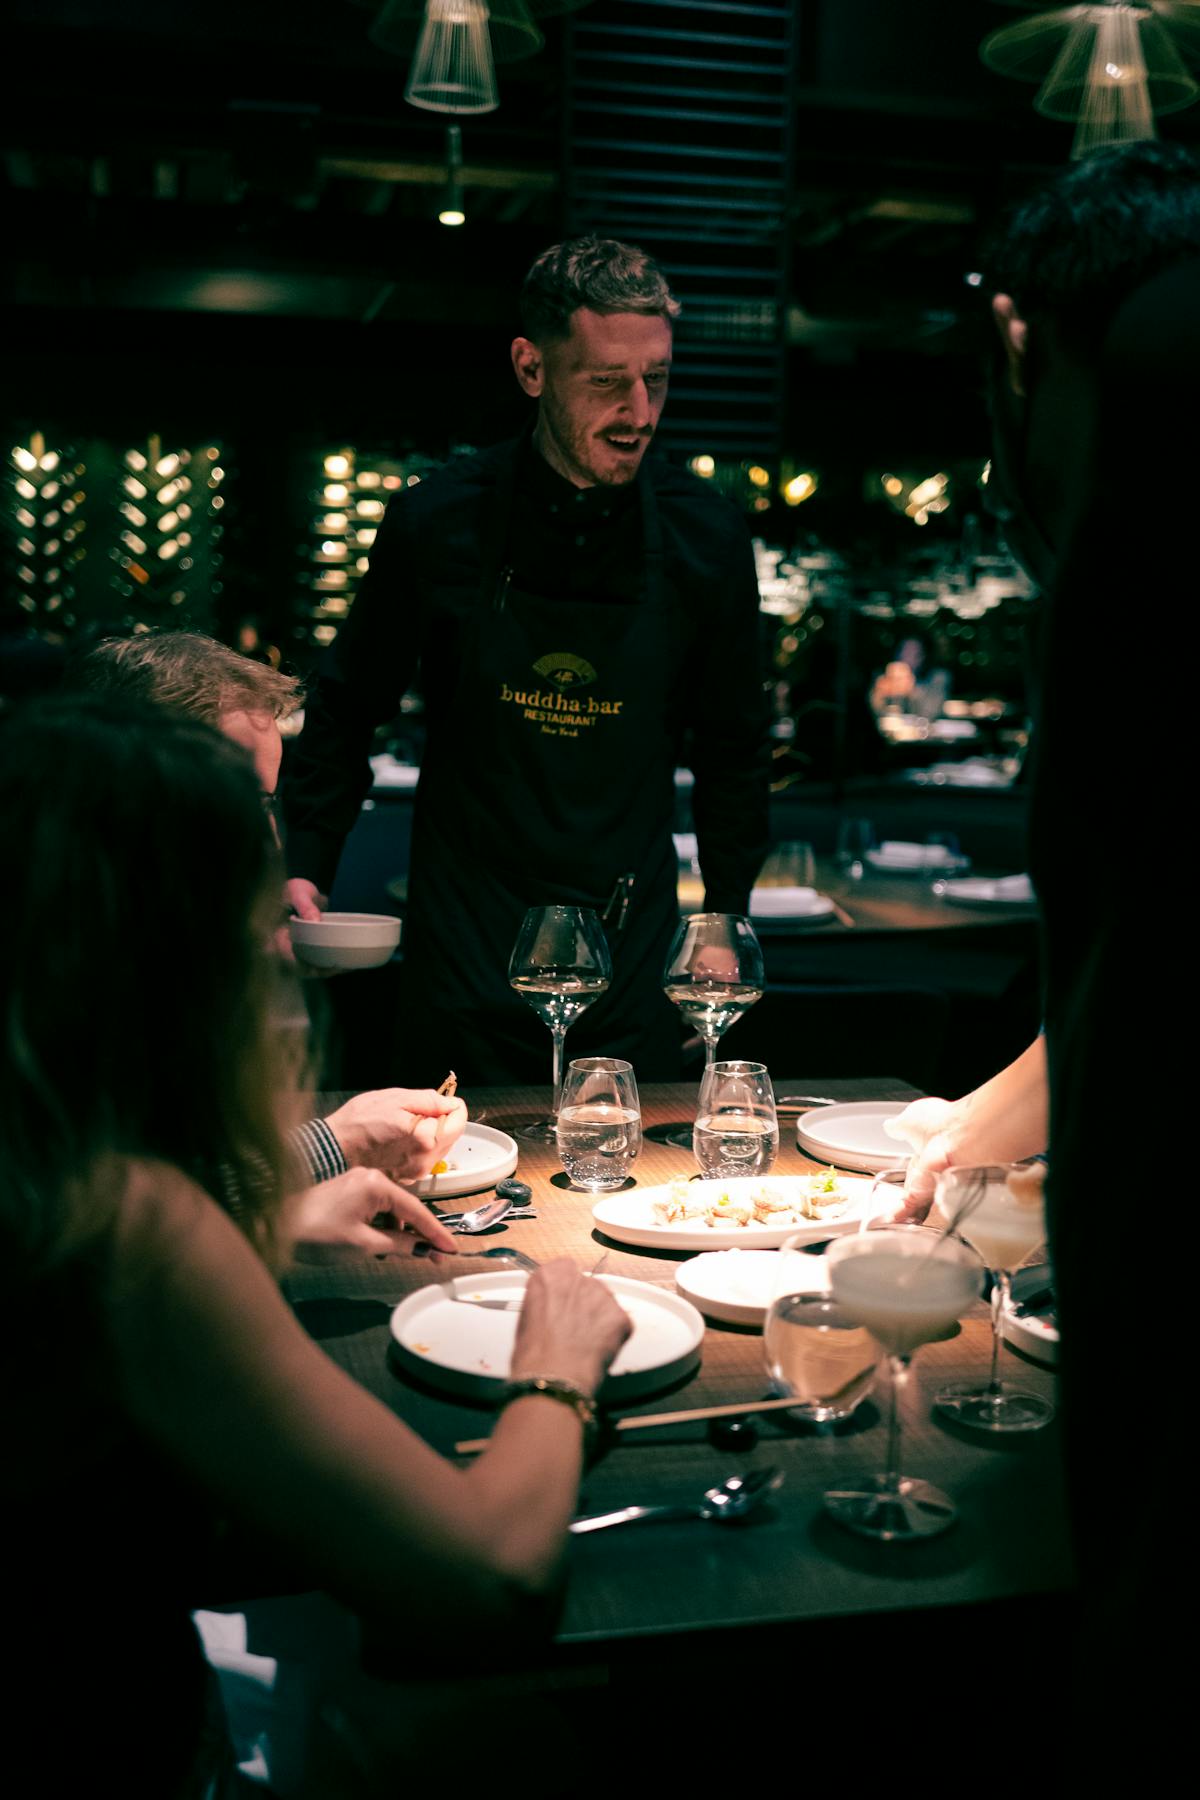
502;1375;598;1443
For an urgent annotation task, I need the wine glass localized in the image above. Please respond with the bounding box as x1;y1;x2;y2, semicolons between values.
822;1225;984;1540
661;912;764;1147
835;817;875;881
508;905;612;1142
764;1234;880;1424
930;1164;1055;1433
693;1059;778;1177
556;1057;641;1191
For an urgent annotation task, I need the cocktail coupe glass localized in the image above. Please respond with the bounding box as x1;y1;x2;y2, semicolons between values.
764;1233;881;1425
508;905;612;1142
660;912;764;1149
822;1223;984;1540
931;1164;1055;1432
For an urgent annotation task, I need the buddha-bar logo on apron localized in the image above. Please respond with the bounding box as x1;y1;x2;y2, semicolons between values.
498;651;625;740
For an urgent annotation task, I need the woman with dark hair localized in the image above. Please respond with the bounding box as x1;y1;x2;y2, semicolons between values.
1;696;630;1794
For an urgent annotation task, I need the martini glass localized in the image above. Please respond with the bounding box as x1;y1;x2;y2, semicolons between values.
823;1225;983;1539
508;905;612;1142
931;1163;1055;1432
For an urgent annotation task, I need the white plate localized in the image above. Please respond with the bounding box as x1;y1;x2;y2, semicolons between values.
1000;1264;1058;1366
389;1272;703;1402
938;874;1036;908
749;889;836;928
592;1174;877;1251
795;1101;910;1174
410;1123;518;1200
675;1248;831;1327
865;842;970;874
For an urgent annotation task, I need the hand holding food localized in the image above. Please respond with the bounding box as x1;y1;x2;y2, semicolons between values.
324;1087;469;1180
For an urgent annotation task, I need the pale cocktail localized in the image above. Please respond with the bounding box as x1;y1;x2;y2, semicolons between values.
930;1163;1054;1433
823;1226;982;1540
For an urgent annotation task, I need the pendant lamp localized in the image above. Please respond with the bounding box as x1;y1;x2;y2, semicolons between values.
371;0;543;65
401;0;499;115
981;2;1200;158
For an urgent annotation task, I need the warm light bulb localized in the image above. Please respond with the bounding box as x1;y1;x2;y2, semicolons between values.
690;455;716;478
324;484;348;503
324;454;351;478
156;453;181;478
439;208;466;227
748;465;771;489
13;447;38;472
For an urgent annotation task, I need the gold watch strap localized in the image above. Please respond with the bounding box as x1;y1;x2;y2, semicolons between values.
503;1375;598;1438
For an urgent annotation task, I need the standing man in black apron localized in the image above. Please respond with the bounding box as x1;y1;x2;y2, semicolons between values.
284;238;770;1084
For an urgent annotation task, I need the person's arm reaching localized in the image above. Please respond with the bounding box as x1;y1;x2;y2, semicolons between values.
112;1164;631;1645
283;491;425;912
687;514;772;914
884;1036;1049;1211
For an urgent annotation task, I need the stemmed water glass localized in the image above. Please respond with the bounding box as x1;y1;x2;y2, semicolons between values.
660;912;764;1148
822;1224;984;1540
508;905;612;1142
930;1163;1055;1432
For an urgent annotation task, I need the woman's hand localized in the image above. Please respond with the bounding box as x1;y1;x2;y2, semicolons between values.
289;1168;458;1257
510;1260;632;1398
325;1090;469;1181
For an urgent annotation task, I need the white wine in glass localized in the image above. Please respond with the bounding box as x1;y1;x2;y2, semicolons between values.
508;905;612;1142
661;912;764;1148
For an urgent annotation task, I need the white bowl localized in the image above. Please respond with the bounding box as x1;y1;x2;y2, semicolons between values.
289;911;401;971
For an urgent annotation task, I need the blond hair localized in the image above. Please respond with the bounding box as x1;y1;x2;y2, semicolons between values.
71;631;302;727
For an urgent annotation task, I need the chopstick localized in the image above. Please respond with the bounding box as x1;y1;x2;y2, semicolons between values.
828;899;856;928
453;1394;804;1455
431;1070;458;1156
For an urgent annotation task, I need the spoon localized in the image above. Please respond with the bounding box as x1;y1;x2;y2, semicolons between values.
568;1466;783;1535
448;1193;518;1234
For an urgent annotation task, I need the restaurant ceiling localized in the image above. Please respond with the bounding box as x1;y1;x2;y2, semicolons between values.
4;0;1198;445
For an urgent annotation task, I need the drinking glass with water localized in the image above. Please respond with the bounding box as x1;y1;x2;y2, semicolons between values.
693;1059;778;1177
556;1057;642;1191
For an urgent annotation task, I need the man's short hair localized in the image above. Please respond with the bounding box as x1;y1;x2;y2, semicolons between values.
69;631;302;726
985;140;1200;354
520;236;681;342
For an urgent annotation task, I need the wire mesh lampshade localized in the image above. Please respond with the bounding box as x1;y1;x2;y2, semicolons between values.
371;0;543;64
400;0;500;113
981;2;1200;156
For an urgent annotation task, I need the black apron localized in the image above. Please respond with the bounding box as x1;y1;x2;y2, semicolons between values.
397;454;684;1085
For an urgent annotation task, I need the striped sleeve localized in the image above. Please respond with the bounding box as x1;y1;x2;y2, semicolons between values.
290;1117;348;1184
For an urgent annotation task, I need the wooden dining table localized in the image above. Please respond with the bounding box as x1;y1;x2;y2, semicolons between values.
286;1077;1072;1672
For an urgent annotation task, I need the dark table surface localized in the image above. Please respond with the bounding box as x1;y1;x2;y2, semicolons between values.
289;1079;1072;1649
